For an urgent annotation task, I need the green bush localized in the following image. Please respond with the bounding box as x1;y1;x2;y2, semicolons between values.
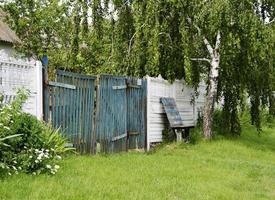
0;90;72;176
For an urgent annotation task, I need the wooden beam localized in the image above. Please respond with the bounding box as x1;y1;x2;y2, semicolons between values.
128;131;139;136
112;133;127;142
48;81;76;90
112;85;127;90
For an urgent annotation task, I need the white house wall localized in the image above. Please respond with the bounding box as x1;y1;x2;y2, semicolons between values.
146;76;206;150
0;55;43;119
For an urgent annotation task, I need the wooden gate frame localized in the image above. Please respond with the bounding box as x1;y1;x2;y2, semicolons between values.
43;68;97;154
95;75;147;153
43;68;147;154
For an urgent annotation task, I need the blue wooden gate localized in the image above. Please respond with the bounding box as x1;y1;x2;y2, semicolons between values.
43;70;96;154
95;75;147;153
127;78;147;149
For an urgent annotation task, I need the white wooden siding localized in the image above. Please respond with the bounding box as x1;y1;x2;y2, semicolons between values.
146;75;206;150
0;56;43;119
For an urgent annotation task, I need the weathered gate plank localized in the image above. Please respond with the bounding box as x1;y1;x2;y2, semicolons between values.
96;75;128;153
127;78;147;149
44;70;96;154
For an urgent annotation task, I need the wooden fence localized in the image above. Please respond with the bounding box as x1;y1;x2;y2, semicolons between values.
43;71;147;154
44;70;96;154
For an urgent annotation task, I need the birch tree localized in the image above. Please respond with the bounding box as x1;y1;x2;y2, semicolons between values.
184;0;274;137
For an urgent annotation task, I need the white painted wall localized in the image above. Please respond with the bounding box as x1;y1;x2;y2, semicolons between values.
146;75;206;150
0;43;16;58
0;51;43;120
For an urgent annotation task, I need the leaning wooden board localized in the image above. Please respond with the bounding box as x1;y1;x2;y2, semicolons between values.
160;97;185;128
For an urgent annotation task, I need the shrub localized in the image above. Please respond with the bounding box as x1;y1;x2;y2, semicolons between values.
0;90;72;176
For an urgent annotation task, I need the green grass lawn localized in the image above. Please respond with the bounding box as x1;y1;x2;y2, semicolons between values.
1;124;275;200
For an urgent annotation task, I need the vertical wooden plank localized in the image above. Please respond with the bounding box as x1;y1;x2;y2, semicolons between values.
75;77;80;152
72;76;77;148
95;75;101;153
91;79;96;154
85;79;91;153
42;65;49;122
79;77;84;153
82;78;86;153
48;86;56;127
54;86;58;129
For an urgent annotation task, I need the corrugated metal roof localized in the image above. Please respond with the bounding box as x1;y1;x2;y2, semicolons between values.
0;10;20;44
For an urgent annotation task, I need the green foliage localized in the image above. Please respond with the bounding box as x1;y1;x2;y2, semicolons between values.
261;110;275;128
1;0;274;135
0;90;72;176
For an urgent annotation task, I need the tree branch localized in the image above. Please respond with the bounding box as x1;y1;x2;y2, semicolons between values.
203;36;214;57
190;58;211;63
127;23;147;59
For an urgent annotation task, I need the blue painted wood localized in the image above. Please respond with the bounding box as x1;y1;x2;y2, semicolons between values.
44;70;96;154
48;81;76;89
44;71;147;154
95;75;147;153
95;75;128;153
126;78;147;149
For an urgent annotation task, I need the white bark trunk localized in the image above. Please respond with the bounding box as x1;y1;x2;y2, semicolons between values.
202;31;221;139
187;18;221;138
203;57;220;138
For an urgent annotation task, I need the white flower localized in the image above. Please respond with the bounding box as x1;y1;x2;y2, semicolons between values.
54;165;60;169
35;160;39;163
3;126;10;130
12;166;16;170
29;156;33;159
46;165;51;169
32;172;36;175
18;167;22;170
13;160;17;164
56;155;62;160
8;172;12;176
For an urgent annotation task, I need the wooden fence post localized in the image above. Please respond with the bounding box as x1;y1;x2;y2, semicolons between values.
42;55;49;122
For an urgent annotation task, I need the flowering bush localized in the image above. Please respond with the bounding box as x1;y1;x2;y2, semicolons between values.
0;90;73;176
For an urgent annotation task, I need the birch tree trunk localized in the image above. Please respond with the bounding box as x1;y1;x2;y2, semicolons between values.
189;23;221;138
203;56;220;138
202;31;221;138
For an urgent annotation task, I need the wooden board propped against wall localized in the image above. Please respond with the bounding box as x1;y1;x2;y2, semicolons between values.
160;97;185;128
